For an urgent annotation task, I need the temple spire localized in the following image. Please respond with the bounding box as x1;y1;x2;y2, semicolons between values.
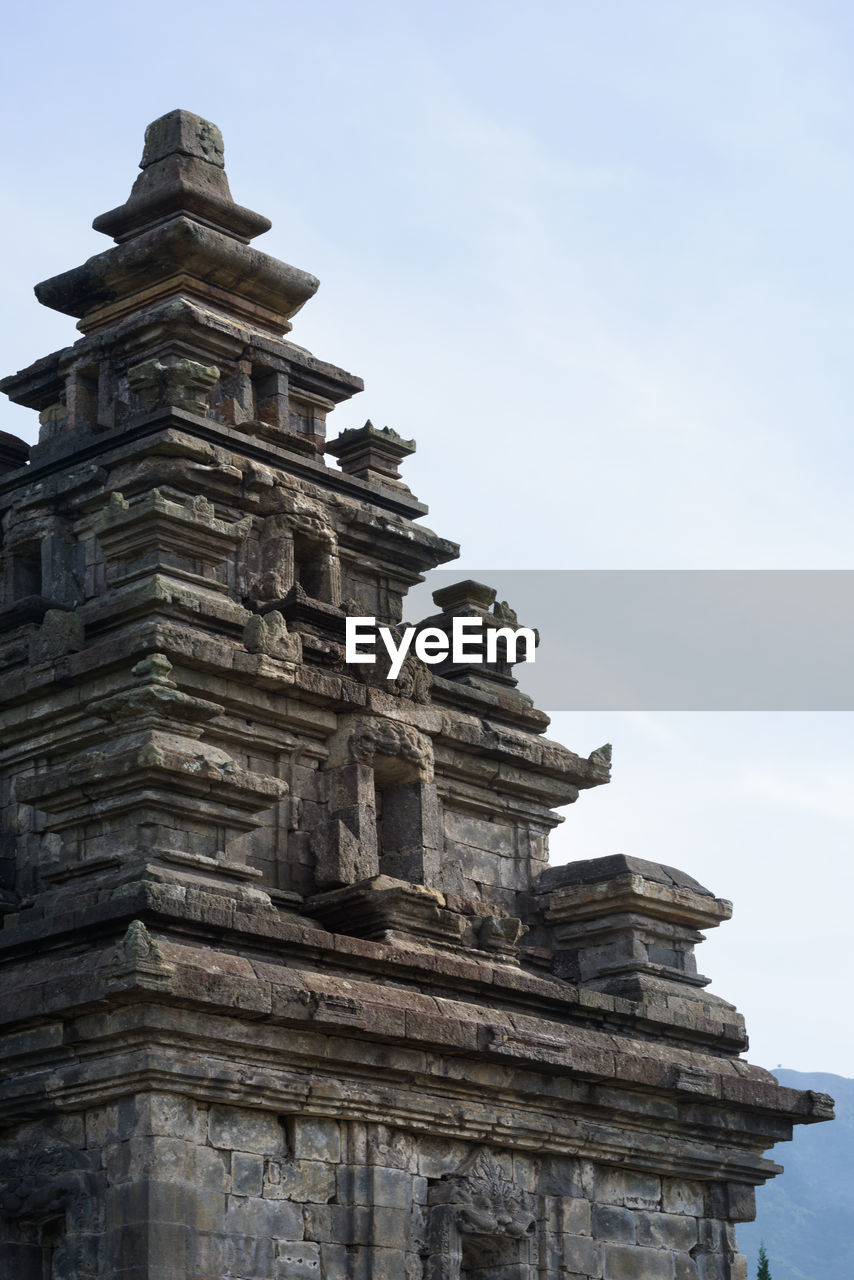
32;110;318;336
92;108;272;245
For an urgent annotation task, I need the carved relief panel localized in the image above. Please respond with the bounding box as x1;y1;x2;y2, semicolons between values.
427;1149;538;1280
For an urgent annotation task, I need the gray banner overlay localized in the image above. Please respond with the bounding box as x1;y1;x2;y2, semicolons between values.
402;571;854;710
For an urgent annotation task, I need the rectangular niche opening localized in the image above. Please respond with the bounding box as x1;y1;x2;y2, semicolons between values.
372;757;425;882
461;1234;527;1279
9;543;42;599
292;531;329;600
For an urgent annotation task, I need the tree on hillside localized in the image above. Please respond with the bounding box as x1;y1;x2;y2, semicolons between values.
757;1242;772;1280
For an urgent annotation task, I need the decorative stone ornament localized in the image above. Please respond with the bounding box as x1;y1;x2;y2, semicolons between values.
326;419;416;483
427;1149;538;1279
127;357;220;416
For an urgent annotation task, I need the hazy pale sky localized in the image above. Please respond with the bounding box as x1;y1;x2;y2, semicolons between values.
1;1;852;1075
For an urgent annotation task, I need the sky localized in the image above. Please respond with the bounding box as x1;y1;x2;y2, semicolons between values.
1;1;852;1076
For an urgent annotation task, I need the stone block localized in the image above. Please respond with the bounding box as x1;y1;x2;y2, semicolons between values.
328;762;374;811
85;1104;121;1149
417;1142;466;1179
55;1230;104;1278
720;1182;756;1223
604;1242;676;1279
561;1234;603;1276
142;1094;207;1143
103;1138;144;1186
320;1241;351;1276
369;1246;409;1280
696;1219;727;1253
105;1182;146;1228
405;1009;478;1050
194;1231;275;1278
371;1204;410;1250
338;1163;373;1206
371;1165;415;1209
305;1203;369;1244
495;854;533;891
696;1256;726;1280
226;1193;303;1239
636;1211;698;1251
510;1154;538;1192
561;1196;591;1235
232;1152;265;1197
136;1136;189;1182
592;1203;635;1243
266;1158;336;1203
194;1144;230;1192
144;1221;192;1271
144;1179;196;1225
209;1105;286;1155
107;1139;226;1193
291;1117;341;1163
112;1269;188;1280
538;1157;586;1199
29;608;84;663
195;1189;227;1233
0;1022;63;1055
444;810;515;855
57;1114;87;1147
595;1167;661;1209
276;1239;321;1278
662;1179;706;1217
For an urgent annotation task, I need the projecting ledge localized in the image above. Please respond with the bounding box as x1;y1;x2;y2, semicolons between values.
541;854;731;930
538;854;733;1005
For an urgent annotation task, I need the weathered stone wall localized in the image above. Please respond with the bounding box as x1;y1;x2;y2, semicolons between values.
0;1101;750;1279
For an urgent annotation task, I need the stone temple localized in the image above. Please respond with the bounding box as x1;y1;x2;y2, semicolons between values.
0;111;832;1280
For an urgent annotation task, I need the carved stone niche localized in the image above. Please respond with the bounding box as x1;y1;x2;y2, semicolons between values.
427;1149;538;1280
0;1140;102;1280
254;509;341;608
317;716;438;889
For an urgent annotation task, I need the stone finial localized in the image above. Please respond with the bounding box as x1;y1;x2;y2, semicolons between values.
431;579;496;615
33;111;319;335
416;579;538;684
588;742;612;771
326;420;415;483
140;109;225;169
92;108;271;244
105;919;176;983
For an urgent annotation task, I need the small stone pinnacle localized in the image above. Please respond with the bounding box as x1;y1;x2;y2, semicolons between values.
140;109;225;171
